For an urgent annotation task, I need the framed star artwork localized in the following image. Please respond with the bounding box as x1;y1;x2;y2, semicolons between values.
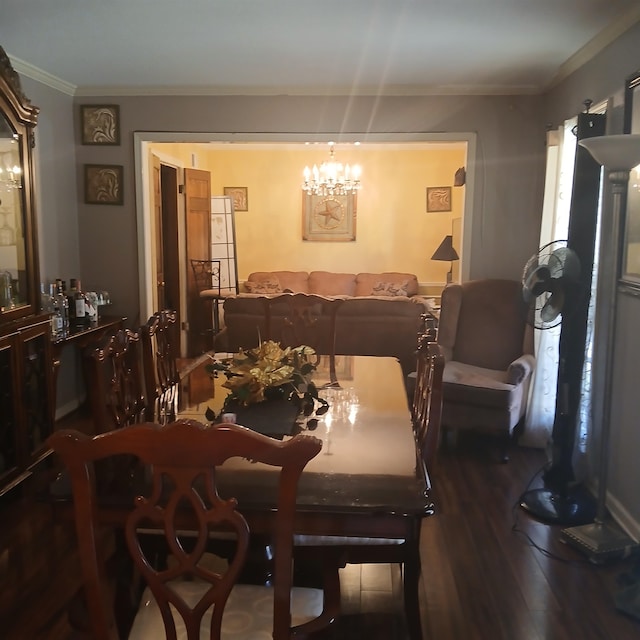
302;192;357;241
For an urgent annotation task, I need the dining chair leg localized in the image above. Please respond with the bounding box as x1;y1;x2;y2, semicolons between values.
403;542;424;640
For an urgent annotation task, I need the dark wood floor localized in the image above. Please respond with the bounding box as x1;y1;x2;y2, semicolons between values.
1;413;639;639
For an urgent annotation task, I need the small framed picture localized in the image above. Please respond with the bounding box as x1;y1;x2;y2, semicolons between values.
224;186;248;211
426;186;452;212
81;104;120;145
84;164;124;205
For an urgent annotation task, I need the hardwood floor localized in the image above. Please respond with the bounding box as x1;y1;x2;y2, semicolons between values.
1;413;639;639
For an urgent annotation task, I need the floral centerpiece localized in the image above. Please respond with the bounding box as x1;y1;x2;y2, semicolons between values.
204;340;329;430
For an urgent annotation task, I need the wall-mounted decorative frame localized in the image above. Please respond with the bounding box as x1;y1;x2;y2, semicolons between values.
426;186;452;212
81;104;120;145
622;69;640;286
223;186;248;211
302;192;356;242
84;164;124;205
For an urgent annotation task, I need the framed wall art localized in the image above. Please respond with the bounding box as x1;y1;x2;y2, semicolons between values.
622;68;640;286
84;164;124;205
302;192;357;242
223;186;248;211
81;104;120;145
426;186;452;212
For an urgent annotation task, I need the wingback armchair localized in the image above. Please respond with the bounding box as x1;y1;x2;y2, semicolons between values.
437;279;535;460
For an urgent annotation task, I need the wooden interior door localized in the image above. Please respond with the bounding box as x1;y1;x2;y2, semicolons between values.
160;165;180;316
184;168;211;356
151;155;166;311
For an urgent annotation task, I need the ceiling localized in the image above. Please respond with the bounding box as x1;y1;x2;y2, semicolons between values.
2;1;640;97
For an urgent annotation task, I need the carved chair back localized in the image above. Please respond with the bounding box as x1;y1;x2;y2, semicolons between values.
140;309;180;423
48;421;327;640
412;338;445;487
264;293;343;358
85;328;146;434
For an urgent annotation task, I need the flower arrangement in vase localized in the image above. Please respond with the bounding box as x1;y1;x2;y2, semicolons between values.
204;340;329;432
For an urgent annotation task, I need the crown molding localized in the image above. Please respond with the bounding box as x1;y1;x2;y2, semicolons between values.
73;82;539;98
547;5;640;90
8;54;76;96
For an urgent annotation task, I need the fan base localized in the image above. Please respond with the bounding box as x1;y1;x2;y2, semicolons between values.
561;521;639;564
520;487;596;526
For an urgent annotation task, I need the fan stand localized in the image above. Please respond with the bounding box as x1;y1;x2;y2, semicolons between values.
520;485;596;526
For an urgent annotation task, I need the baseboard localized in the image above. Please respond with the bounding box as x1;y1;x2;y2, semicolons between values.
608;492;640;543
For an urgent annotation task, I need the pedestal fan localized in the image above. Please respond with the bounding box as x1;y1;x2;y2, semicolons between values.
519;239;598;525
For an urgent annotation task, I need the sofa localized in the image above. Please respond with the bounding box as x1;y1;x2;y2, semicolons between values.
214;270;435;374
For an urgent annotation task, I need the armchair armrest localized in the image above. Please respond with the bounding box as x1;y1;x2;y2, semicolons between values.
507;354;535;385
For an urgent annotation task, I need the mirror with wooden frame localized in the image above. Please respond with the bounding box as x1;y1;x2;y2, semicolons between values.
0;46;40;320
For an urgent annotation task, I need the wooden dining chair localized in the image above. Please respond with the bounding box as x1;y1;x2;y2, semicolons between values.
263;293;344;386
295;340;445;640
84;328;146;434
140;309;181;424
190;258;237;351
264;293;343;353
47;420;341;640
412;338;445;489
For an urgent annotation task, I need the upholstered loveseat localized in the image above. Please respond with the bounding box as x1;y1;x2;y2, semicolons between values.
215;270;434;374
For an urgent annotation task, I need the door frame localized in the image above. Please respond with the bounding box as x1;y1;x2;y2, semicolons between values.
134;131;477;323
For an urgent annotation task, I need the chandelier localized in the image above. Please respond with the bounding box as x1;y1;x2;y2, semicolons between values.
0;147;22;192
302;142;361;196
0;164;21;192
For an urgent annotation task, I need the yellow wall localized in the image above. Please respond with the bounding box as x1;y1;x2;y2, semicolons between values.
151;143;466;286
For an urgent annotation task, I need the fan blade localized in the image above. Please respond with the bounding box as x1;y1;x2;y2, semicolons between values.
548;247;580;281
524;265;552;301
540;290;564;323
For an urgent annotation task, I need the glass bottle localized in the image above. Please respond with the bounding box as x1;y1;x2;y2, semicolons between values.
54;279;69;337
48;283;64;339
73;278;87;328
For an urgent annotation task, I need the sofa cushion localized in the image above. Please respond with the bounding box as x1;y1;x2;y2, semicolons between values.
244;278;282;294
371;280;411;296
355;272;419;297
308;271;356;296
247;271;309;293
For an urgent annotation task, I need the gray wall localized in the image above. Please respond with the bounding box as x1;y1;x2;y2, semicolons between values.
21;77;82;415
72;93;546;326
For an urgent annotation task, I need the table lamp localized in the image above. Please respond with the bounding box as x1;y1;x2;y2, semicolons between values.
431;234;459;283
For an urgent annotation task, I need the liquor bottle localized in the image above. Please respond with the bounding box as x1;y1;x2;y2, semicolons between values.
40;283;57;338
73;278;88;328
67;278;77;327
54;279;69;337
85;291;98;325
48;283;64;338
39;282;53;314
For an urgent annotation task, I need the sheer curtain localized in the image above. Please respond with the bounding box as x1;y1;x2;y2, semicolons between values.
521;119;576;448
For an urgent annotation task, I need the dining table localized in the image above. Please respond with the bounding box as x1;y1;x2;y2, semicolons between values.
178;352;433;639
51;353;433;640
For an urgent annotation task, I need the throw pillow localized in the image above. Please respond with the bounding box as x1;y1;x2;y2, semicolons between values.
371;280;410;296
245;278;282;294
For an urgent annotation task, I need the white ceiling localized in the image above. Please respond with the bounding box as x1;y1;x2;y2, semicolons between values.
2;0;640;97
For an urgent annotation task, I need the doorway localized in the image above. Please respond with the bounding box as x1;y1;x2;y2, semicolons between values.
135;133;477;326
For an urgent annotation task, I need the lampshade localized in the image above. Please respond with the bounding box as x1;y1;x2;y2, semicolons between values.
579;134;640;170
431;235;459;262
